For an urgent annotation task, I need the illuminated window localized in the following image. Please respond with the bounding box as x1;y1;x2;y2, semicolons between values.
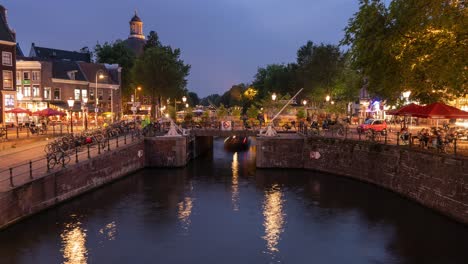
32;85;40;97
81;89;87;99
3;70;13;89
23;85;31;97
4;94;14;108
74;89;81;100
44;87;51;100
2;52;12;66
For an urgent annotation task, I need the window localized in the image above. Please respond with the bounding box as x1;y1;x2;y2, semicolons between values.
4;94;14;108
54;88;61;100
3;70;13;89
74;88;81;100
68;71;76;80
16;71;21;85
23;72;30;85
23;85;31;97
81;89;87;100
32;71;40;82
90;90;95;100
44;87;51;100
32;85;40;97
2;52;12;66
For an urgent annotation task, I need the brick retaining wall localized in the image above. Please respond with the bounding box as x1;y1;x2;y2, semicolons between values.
0;140;145;230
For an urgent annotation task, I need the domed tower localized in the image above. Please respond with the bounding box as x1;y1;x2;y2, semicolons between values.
124;11;147;56
129;11;145;40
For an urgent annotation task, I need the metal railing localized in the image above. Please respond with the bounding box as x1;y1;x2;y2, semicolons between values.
298;124;468;157
0;129;142;192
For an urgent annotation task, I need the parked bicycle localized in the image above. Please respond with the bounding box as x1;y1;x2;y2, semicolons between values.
47;149;70;170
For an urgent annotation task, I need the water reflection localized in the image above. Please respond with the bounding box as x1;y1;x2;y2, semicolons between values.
231;152;240;211
98;221;117;241
262;184;285;254
60;217;88;264
178;197;193;231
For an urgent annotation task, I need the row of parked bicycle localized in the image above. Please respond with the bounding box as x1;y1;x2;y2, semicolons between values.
44;121;141;169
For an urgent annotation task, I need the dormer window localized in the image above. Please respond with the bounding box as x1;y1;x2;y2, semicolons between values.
67;71;77;80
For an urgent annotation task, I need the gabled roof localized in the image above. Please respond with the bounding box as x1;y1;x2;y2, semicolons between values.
0;5;15;42
29;43;91;62
52;60;87;81
77;62;119;85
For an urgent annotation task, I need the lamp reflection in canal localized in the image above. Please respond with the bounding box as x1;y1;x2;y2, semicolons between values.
231;152;240;211
99;221;117;241
178;196;193;231
262;184;285;254
60;220;88;264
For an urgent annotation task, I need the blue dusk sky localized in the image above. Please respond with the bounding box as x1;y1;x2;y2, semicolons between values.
3;0;361;97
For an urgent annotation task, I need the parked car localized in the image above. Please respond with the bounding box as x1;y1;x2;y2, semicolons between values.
357;119;387;134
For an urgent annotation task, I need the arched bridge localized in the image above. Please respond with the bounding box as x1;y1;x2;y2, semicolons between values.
189;129;259;137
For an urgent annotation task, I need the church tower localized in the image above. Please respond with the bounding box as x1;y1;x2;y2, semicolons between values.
124;11;147;56
129;11;145;40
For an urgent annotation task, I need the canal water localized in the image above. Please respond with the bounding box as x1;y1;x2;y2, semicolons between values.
0;139;467;264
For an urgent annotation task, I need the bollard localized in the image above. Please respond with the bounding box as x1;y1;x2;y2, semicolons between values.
116;135;119;148
397;132;400;146
75;147;79;163
409;133;413;147
29;160;33;179
124;134;127;144
384;131;387;145
358;131;361;141
16;126;19;139
53;125;55;136
87;144;91;159
27;126;30;137
98;141;101;154
9;168;13;187
108;137;110;151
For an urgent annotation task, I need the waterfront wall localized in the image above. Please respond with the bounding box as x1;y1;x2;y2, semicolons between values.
256;136;468;224
0;140;145;230
145;136;189;167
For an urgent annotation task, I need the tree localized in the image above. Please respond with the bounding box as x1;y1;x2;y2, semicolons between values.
95;41;136;99
187;92;200;106
144;31;161;50
132;44;190;118
342;0;467;103
296;41;345;104
252;64;297;100
200;94;221;106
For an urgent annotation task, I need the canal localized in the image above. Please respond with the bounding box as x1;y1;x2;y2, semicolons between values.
0;139;467;264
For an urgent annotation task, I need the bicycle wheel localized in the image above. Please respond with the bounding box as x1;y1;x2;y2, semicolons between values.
47;154;57;170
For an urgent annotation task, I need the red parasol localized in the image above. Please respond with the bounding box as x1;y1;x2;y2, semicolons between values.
412;102;468;119
387;103;424;116
32;108;67;116
5;108;31;115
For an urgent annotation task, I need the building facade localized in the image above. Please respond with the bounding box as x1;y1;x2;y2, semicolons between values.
0;5;17;125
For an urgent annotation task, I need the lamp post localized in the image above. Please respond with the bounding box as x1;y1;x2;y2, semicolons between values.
133;86;142;122
67;97;75;134
325;95;331;103
82;97;88;130
272;93;277;101
95;72;105;127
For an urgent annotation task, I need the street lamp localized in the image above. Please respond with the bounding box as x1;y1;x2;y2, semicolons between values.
82;97;88;130
402;91;411;102
133;86;142;122
182;96;187;103
302;99;307;106
272;93;277;101
67;97;75;134
95;72;105;127
325;95;331;102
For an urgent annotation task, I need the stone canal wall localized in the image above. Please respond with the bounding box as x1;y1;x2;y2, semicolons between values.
257;136;468;225
0;140;145;230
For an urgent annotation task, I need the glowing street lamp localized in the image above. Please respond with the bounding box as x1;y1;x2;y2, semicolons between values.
67;97;75;134
402;91;411;99
302;99;307;106
325;95;331;102
95;72;105;127
182;96;187;103
271;93;277;101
